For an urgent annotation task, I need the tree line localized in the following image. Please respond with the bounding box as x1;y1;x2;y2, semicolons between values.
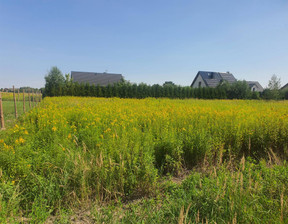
43;67;288;100
0;87;40;93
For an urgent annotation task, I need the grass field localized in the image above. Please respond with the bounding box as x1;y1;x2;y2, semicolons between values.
1;101;36;129
0;97;288;223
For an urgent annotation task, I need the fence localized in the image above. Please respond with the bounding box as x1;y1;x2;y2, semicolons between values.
0;86;42;130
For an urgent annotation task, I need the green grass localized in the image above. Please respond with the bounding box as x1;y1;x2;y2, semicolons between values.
91;159;288;224
0;97;288;223
26;159;288;224
1;101;35;130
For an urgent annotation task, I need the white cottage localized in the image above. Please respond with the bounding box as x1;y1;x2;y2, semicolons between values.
191;71;237;88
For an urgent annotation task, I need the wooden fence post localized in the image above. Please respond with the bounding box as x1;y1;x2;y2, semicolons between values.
38;91;41;103
35;91;38;105
23;89;26;113
13;86;18;118
18;89;20;102
28;89;31;109
0;92;5;130
32;90;35;106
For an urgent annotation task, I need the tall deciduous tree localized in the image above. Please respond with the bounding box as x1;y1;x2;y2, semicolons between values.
43;67;65;97
268;74;281;90
263;74;282;100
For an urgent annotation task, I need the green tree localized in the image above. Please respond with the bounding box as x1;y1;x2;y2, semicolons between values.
251;91;260;99
64;73;74;96
268;74;281;90
96;85;103;97
228;81;251;99
43;66;65;97
266;74;281;99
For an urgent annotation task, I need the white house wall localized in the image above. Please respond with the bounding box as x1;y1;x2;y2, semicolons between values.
250;84;262;92
192;75;206;88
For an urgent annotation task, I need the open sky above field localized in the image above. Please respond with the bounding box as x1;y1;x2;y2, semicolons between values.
0;0;288;89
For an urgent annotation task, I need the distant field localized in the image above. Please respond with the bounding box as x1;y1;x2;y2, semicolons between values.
0;97;288;223
1;92;41;101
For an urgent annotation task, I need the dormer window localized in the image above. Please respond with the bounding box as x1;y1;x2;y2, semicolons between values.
198;82;202;87
208;73;213;79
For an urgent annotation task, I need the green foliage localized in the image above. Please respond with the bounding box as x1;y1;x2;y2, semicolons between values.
1;101;34;128
90;161;288;224
63;73;74;96
43;66;65;97
216;80;251;99
228;80;251;99
42;68;263;99
154;142;183;175
268;74;281;90
251;91;260;99
1;98;288;222
262;74;282;100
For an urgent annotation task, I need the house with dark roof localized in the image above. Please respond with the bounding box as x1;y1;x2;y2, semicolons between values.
191;71;237;88
281;83;288;91
71;71;123;86
191;71;264;92
247;81;264;92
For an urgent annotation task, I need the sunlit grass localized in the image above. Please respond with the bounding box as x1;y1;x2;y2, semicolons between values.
0;101;33;129
0;97;287;222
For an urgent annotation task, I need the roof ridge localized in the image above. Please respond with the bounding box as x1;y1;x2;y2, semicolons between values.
71;71;122;75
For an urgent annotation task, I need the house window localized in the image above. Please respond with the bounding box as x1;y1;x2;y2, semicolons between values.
198;82;202;88
252;87;255;92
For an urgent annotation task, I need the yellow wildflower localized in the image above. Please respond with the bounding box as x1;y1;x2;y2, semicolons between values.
19;137;25;144
104;128;111;133
52;126;57;132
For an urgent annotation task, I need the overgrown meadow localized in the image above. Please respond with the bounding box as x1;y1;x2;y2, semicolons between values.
0;97;288;223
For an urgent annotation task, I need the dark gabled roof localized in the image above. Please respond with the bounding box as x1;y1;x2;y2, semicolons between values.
247;81;264;92
71;71;123;86
205;78;221;88
281;83;288;90
218;72;237;83
191;71;237;87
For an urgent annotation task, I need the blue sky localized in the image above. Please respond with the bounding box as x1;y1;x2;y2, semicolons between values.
0;0;288;88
